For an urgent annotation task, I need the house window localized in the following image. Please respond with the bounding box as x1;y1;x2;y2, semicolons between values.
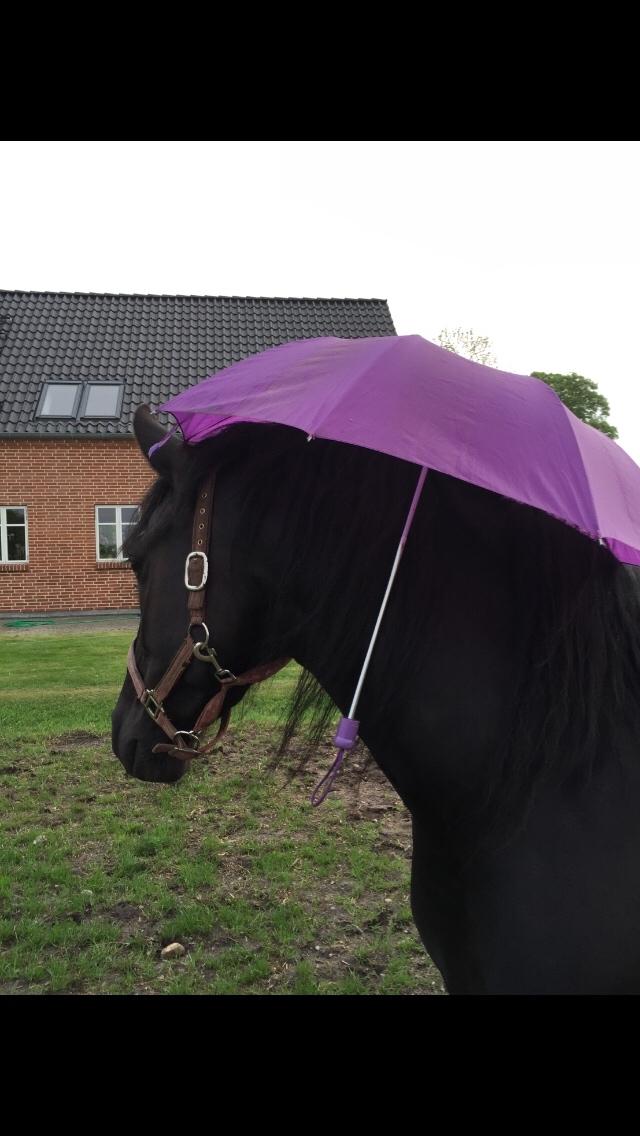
36;381;123;420
37;383;82;417
81;384;123;418
0;506;28;563
96;506;137;561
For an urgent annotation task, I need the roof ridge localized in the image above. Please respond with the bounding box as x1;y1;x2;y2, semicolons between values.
0;290;389;304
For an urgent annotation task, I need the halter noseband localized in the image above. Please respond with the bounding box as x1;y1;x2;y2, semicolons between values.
127;473;290;761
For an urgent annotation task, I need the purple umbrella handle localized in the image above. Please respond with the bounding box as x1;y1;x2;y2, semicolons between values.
310;716;360;806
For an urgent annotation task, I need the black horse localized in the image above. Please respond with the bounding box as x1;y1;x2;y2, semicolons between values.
112;406;640;994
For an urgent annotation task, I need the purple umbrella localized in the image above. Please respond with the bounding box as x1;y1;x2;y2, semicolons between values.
156;334;640;799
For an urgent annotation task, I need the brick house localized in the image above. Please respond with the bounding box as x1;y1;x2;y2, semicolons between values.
0;291;396;614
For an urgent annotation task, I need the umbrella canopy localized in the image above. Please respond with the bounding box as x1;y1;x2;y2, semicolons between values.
155;333;640;802
157;334;640;567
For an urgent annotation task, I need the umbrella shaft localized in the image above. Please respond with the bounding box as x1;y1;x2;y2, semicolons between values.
348;465;429;719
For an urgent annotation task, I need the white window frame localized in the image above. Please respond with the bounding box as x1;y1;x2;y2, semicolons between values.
95;505;136;562
0;506;29;564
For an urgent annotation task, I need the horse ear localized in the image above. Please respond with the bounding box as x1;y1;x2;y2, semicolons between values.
133;405;181;478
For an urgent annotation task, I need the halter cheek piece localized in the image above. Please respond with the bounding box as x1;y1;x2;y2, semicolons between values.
127;474;290;761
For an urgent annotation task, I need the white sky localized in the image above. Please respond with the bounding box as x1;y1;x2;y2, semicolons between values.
2;140;640;460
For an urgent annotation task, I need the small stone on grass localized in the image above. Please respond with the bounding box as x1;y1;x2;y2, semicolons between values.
161;942;186;960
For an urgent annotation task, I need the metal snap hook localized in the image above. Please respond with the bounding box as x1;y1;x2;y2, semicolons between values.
189;621;210;655
189;622;237;682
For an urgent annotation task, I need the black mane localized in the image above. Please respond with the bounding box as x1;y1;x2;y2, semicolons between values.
126;424;640;835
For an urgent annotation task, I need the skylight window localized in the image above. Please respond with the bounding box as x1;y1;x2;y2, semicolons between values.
38;383;81;417
82;384;122;418
36;381;123;420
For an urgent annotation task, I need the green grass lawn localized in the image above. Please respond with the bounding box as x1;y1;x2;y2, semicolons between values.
0;631;443;995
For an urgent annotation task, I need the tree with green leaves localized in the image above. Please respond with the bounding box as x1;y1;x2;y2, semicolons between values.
531;372;618;439
437;327;497;367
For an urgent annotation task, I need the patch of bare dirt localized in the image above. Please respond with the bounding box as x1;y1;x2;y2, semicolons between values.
235;728;412;844
50;731;103;752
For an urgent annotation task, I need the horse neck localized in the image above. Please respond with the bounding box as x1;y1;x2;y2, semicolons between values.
246;438;640;840
268;441;418;694
256;444;517;813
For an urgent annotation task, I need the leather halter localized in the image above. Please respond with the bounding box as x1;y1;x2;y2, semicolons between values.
127;473;290;761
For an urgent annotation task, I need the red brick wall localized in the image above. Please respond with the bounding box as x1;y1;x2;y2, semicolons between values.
0;439;154;613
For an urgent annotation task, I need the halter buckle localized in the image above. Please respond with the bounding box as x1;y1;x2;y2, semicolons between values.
185;551;209;590
142;689;163;721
